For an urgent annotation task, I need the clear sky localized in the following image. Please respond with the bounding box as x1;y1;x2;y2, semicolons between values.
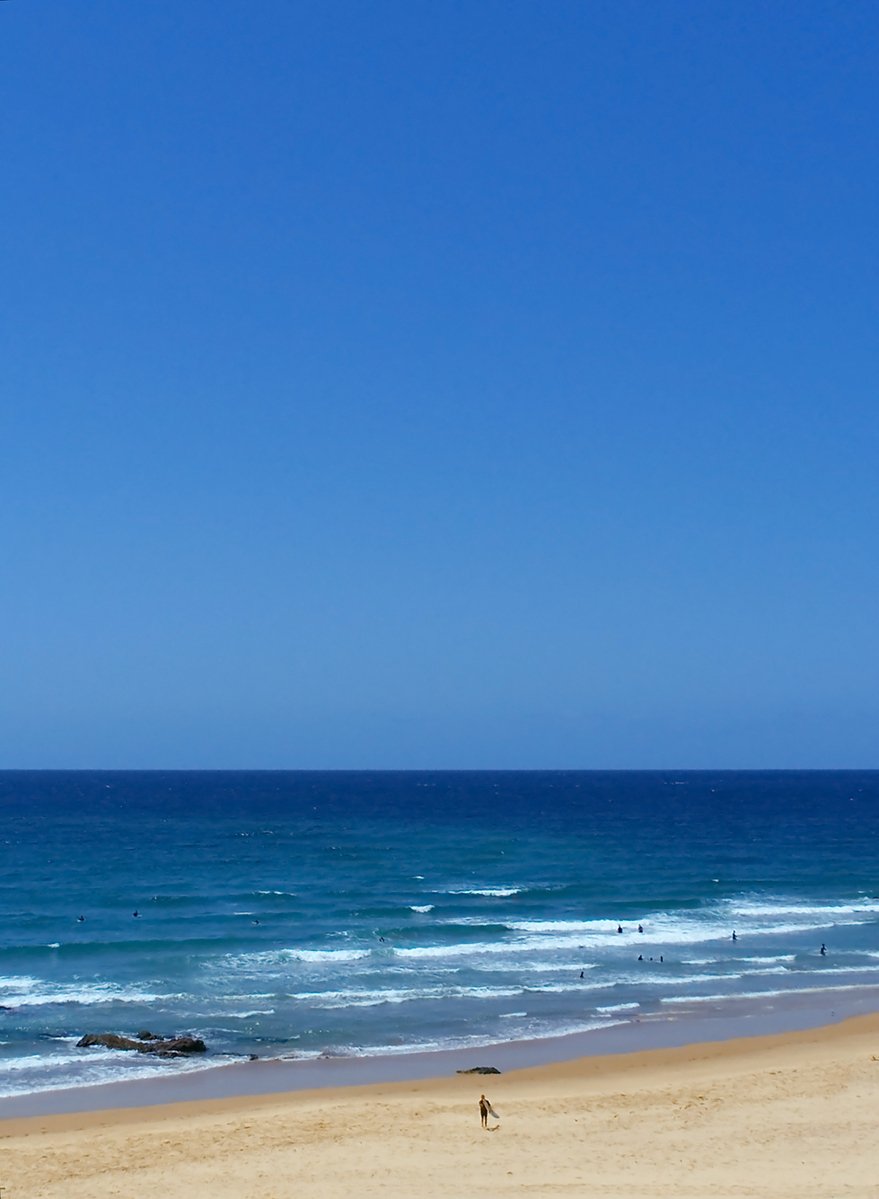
2;1;876;768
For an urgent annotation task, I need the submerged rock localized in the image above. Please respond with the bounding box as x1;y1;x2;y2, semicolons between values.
77;1033;207;1056
77;1033;143;1052
147;1036;207;1056
456;1066;501;1074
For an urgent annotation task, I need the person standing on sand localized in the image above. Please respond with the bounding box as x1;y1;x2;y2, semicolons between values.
479;1094;489;1129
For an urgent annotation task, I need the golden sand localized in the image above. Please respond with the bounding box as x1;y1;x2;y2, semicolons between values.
3;1014;878;1198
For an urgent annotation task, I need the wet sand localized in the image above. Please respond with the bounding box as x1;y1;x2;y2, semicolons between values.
3;1012;879;1198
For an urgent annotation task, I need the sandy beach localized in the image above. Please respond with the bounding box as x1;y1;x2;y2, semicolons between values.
3;1013;878;1199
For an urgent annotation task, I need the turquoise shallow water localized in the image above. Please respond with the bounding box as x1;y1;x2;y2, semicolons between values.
2;770;878;1100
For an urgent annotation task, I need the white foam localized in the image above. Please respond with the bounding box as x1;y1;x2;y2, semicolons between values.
0;975;42;994
290;949;372;964
393;943;504;960
644;972;742;987
503;916;756;949
661;981;879;1007
448;888;522;898
525;980;617;994
289;984;526;1009
808;964;879;977
508;919;612;934
227;947;372;967
467;960;577;975
739;955;796;964
393;933;642;959
436;916;510;927
0;1048;230;1100
670;965;788;981
0;1050;119;1073
0;981;171;1008
730;899;879;918
410;905;434;914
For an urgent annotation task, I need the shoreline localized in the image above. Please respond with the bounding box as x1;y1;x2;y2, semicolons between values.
3;983;876;1121
3;1013;879;1199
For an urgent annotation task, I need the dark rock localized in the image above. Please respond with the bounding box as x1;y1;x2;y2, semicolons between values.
77;1033;207;1056
77;1033;145;1052
149;1037;207;1056
137;1030;160;1040
456;1066;501;1074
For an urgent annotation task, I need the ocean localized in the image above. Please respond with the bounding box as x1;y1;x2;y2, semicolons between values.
2;770;878;1107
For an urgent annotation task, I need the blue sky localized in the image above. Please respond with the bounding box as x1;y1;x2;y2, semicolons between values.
2;1;877;768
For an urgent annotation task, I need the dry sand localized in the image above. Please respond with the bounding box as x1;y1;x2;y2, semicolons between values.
3;1013;879;1199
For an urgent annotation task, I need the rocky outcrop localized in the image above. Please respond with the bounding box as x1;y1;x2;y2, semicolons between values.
77;1033;207;1057
456;1065;501;1074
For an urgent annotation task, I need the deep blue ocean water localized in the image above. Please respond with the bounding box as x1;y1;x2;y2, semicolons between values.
2;770;878;1100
